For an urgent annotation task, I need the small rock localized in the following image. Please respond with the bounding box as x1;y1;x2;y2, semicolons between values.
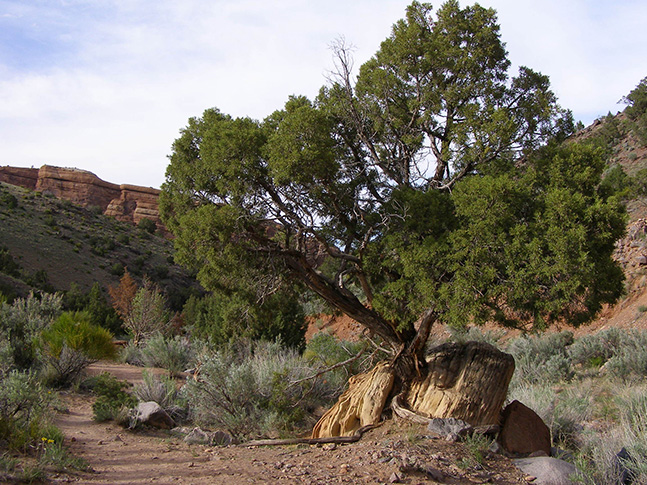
528;450;549;458
513;456;577;485
389;471;403;483
424;466;444;481
322;443;336;451
184;427;212;445
427;417;472;440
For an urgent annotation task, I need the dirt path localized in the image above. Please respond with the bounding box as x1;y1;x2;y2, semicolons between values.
55;362;528;484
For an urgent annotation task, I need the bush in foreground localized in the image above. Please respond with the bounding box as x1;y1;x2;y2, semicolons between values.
185;340;342;440
37;311;116;387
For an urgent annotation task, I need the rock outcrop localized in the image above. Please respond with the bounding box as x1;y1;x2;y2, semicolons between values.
0;165;162;229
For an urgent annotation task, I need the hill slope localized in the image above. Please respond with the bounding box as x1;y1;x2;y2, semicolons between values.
0;181;199;308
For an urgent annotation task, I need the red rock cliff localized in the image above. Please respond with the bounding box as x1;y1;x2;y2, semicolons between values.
0;165;162;228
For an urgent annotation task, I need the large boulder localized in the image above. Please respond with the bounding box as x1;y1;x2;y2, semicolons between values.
499;400;551;456
134;401;175;429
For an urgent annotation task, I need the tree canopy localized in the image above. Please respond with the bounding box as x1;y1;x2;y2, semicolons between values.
160;1;626;369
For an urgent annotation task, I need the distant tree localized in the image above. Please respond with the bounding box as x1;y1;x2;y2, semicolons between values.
623;76;647;145
161;0;625;403
138;217;157;234
127;279;170;345
108;270;138;323
183;286;306;350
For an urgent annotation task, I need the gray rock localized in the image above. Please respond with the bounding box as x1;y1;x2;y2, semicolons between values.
212;430;233;446
426;417;472;440
184;427;212;445
134;401;175;429
513;456;578;485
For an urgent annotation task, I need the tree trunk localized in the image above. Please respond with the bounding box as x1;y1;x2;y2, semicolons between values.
311;362;394;438
406;341;515;426
312;341;514;437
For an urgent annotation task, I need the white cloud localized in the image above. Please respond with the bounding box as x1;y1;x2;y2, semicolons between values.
0;0;646;187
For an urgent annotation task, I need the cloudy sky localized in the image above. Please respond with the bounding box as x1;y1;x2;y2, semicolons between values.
1;1;646;189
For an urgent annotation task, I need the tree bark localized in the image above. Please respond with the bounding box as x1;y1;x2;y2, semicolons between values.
312;341;515;437
405;341;515;426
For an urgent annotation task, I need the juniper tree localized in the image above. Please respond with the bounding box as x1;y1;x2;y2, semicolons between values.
160;1;626;383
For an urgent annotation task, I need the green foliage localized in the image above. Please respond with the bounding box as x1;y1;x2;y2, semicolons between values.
183;287;306;350
110;262;125;276
0;370;54;451
138;217;157;234
567;327;624;368
185;340;339;439
0;292;63;370
0;246;21;278
124;280;170;345
599;165;631;199
85;373;137;423
63;282;123;336
623;76;647;145
139;334;195;375
132;370;186;421
0;191;18;210
506;331;575;386
37;311;116;387
23;269;55;293
445;143;626;330
458;433;492;469
38;441;90;473
303;333;383;398
161;0;624;359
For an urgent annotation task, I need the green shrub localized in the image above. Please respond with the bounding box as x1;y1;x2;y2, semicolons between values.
139;334;194;375
0;370;54;451
184;289;306;351
568;327;624;368
445;325;504;346
85;373;137;423
604;331;647;381
151;264;169;281
0;191;18;209
0;246;21;277
37;311;116;387
132;371;186;421
0;292;63;370
38;441;90;472
110;263;125;276
138;217;157;234
303;333;382;398
185;340;339;440
506;331;574;387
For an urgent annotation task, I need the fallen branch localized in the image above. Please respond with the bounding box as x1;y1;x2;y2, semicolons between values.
242;423;380;447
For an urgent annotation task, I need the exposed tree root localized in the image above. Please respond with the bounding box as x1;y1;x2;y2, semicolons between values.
243;423;381;447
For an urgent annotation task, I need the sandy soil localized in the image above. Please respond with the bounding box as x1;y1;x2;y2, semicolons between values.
54;362;530;485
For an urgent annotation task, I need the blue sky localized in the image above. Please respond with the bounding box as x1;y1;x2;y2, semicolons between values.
1;0;646;188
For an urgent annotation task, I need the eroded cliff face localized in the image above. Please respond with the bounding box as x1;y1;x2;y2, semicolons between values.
0;165;162;229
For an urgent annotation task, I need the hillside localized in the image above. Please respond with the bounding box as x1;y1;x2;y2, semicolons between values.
0;181;200;308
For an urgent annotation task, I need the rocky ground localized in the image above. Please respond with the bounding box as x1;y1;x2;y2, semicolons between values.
51;362;531;485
